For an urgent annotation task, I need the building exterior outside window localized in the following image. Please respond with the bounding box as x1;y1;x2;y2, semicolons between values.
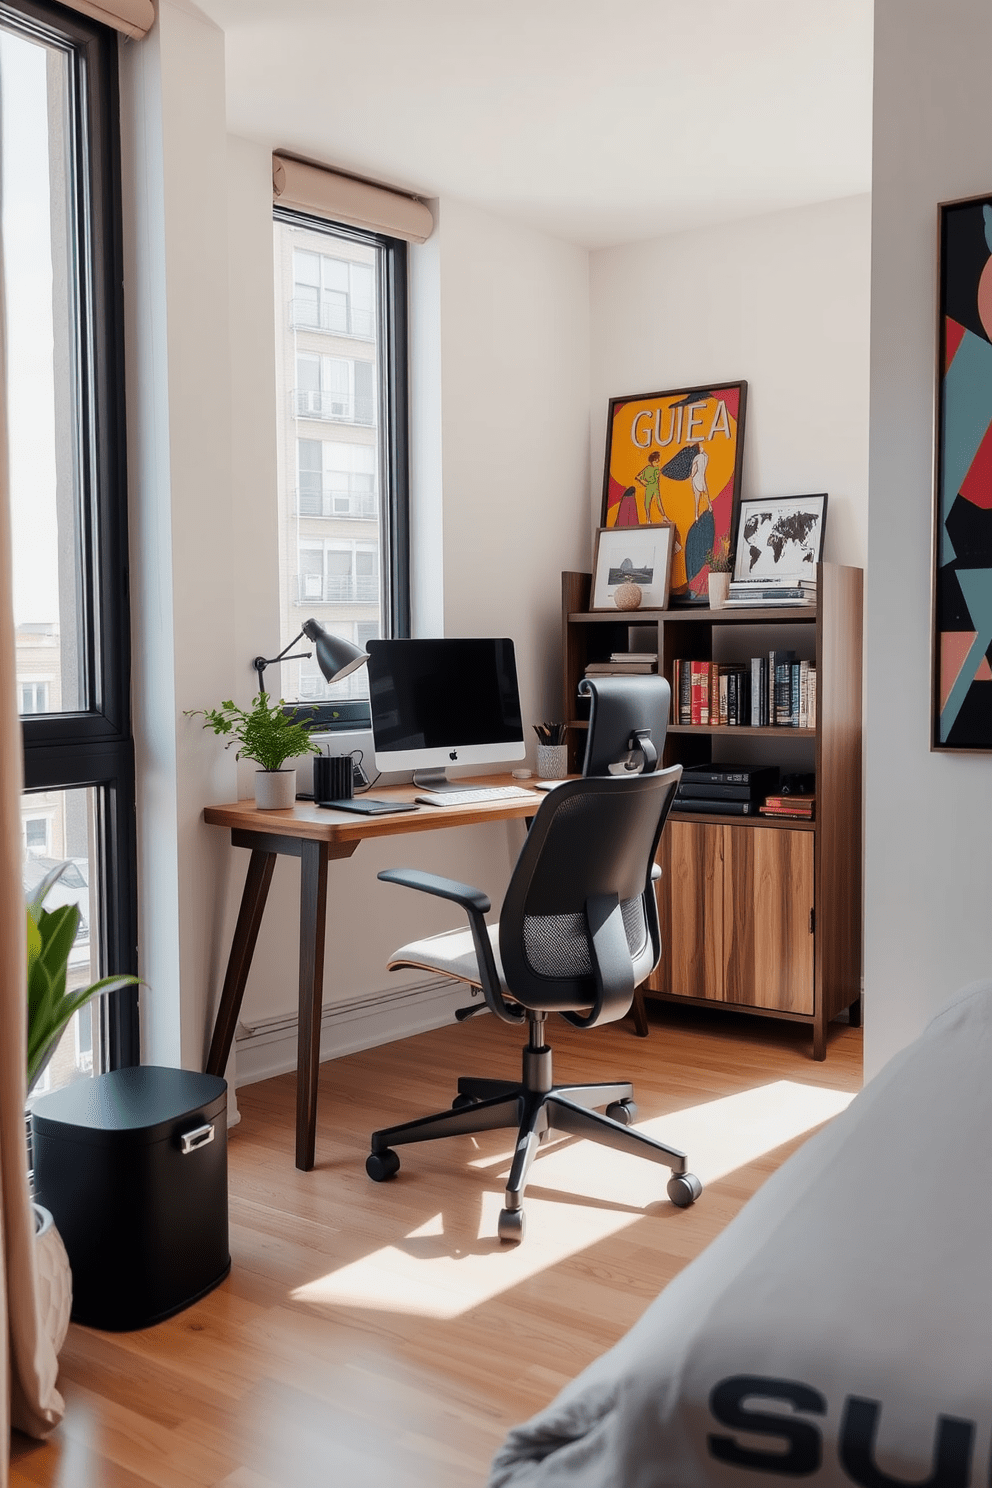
274;216;409;703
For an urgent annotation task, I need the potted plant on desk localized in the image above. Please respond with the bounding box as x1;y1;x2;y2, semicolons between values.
188;691;320;808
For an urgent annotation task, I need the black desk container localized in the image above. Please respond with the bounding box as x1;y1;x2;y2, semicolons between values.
31;1066;230;1331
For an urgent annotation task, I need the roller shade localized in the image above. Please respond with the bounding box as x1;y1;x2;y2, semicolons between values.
61;0;154;38
273;154;434;244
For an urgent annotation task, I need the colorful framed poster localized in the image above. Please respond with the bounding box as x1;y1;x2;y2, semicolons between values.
601;381;747;604
934;196;992;749
591;523;674;610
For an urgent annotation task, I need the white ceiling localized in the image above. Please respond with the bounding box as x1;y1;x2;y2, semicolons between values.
195;0;873;251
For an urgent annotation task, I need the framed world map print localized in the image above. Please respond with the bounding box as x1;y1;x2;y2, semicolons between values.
731;493;827;586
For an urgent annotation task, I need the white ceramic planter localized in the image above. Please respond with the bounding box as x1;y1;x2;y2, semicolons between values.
254;768;296;810
708;572;731;609
33;1203;72;1357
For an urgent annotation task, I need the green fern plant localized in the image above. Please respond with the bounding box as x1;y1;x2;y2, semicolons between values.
27;863;138;1095
186;691;320;772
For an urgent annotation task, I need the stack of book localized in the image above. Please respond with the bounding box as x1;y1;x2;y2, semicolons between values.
759;792;816;820
672;653;815;728
723;578;817;608
675;763;780;816
585;651;657;679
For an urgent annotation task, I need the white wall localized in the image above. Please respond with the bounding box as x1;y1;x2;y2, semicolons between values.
864;0;992;1078
437;198;591;717
121;1;238;1072
589;196;871;572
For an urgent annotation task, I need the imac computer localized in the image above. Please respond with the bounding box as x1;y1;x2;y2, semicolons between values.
366;637;526;791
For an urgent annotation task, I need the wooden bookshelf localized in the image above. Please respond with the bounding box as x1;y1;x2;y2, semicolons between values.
561;562;863;1059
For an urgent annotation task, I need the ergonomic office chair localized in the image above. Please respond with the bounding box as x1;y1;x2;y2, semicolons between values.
367;768;701;1243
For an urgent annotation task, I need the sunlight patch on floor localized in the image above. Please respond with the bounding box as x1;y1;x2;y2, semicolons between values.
291;1080;854;1320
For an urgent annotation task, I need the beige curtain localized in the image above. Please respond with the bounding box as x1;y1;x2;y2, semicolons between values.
0;246;63;1488
273;153;434;243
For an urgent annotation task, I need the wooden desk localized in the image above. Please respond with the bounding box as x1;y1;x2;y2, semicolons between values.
203;776;542;1170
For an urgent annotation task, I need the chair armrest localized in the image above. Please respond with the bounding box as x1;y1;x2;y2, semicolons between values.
376;869;525;1026
377;867;490;914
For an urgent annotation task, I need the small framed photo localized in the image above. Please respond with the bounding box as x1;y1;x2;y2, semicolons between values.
591;523;674;610
732;493;827;585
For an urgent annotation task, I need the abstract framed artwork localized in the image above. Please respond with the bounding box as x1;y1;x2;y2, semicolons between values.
934;195;992;749
601;381;747;604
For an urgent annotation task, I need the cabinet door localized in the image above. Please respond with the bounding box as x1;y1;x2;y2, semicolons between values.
653;820;724;1000
723;827;814;1014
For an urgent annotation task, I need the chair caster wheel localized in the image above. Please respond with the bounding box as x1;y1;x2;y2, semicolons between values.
366;1148;400;1182
667;1173;702;1208
497;1207;525;1244
451;1093;478;1110
606;1099;637;1125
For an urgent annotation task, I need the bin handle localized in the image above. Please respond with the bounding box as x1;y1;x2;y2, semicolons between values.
180;1123;215;1155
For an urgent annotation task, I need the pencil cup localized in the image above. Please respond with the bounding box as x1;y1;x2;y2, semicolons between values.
536;743;568;780
313;755;354;803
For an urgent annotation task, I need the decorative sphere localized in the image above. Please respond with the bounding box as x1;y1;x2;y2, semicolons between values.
614;580;642;611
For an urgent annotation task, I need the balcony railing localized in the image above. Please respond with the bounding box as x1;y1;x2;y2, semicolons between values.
289;298;374;339
297;574;379;604
297;490;378;520
293;389;375;425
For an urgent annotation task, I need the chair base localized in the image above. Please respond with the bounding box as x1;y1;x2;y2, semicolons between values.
367;1033;701;1242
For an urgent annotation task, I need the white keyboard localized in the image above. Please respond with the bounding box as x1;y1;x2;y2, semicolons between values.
415;785;540;808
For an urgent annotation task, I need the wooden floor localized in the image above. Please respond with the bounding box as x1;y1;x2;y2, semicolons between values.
10;1002;861;1488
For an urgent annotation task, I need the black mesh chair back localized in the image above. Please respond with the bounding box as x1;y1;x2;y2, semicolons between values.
499;767;681;1025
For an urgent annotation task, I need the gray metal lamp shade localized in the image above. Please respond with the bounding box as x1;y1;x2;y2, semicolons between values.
300;619;369;683
252;620;369;690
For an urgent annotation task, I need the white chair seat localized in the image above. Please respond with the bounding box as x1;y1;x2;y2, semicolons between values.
387;923;504;990
387;916;655;993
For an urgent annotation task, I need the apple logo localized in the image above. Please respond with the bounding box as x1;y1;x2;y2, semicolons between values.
449;750;458;760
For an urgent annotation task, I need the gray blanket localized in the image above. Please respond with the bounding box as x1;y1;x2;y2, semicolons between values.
489;982;992;1486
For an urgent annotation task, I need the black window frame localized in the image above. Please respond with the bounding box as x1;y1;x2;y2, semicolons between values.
4;0;138;1067
275;208;410;733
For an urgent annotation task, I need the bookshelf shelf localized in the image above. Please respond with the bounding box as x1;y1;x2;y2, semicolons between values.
561;562;863;1060
670;809;816;830
668;724;816;738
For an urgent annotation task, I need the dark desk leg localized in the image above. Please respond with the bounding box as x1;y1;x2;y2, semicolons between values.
296;838;329;1171
206;848;277;1077
629;987;649;1038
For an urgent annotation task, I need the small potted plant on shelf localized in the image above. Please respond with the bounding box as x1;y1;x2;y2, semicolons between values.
188;691;320;808
705;538;733;609
26;862;140;1358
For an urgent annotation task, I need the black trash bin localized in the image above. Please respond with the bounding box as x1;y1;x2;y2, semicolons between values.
31;1065;231;1331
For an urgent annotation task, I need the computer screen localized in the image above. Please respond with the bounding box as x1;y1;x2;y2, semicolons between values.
366;638;526;783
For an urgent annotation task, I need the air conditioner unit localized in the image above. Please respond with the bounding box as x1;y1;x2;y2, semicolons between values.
304;574;323;598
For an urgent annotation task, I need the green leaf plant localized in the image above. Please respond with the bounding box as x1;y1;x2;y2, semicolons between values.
26;863;139;1096
185;691;320;773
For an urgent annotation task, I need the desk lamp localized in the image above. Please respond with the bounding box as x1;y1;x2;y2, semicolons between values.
252;618;368;692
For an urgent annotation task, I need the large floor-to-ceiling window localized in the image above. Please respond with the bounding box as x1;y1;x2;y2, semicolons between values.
2;0;136;1089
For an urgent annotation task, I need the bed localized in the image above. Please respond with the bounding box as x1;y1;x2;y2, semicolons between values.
488;981;992;1486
